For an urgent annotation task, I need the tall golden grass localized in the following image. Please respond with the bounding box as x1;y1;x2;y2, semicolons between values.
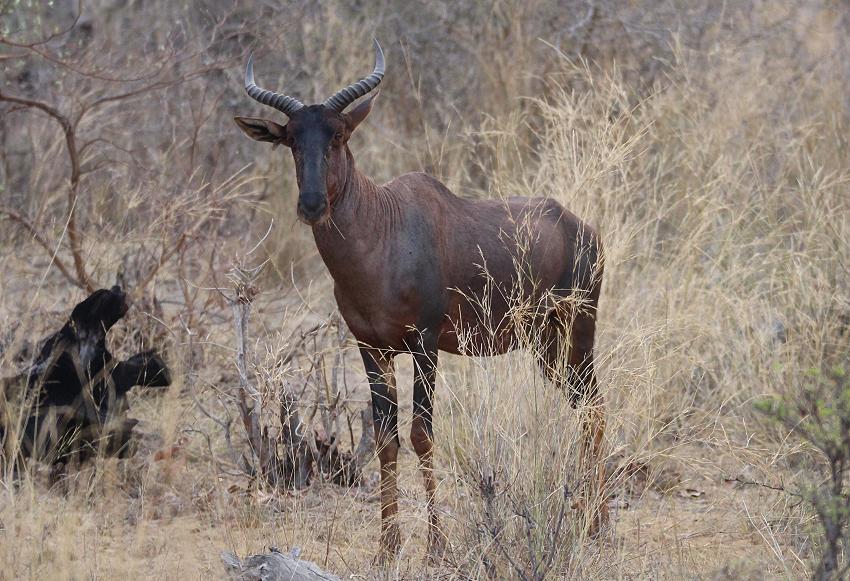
1;0;848;578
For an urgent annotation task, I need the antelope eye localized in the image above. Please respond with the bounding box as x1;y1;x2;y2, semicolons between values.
334;132;344;142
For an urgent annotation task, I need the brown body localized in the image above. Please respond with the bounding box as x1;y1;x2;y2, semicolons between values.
314;168;601;355
235;43;606;559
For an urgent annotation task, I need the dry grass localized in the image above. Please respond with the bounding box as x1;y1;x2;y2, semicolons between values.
1;0;849;579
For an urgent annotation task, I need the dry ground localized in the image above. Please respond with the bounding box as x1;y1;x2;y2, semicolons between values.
1;1;849;579
0;245;829;579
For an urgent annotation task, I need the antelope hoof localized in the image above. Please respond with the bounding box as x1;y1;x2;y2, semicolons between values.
571;498;609;537
374;523;401;564
587;508;608;538
425;527;448;564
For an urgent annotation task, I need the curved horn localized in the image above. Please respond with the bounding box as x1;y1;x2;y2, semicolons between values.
244;53;304;117
323;39;385;112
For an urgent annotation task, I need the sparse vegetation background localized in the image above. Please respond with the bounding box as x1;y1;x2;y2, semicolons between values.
1;0;849;579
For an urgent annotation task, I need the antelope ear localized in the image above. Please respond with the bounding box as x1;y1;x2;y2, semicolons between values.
234;117;287;144
344;92;379;132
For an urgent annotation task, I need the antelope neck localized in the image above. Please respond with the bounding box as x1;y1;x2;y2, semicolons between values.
311;151;401;252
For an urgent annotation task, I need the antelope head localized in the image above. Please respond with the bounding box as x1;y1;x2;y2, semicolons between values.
234;40;384;225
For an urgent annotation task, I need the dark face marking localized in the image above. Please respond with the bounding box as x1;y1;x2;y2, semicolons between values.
283;105;349;225
235;94;377;227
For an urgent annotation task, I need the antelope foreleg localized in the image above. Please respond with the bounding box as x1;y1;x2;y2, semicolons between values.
362;348;400;559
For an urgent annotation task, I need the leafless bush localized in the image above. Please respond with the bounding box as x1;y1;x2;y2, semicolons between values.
0;0;848;578
223;262;371;492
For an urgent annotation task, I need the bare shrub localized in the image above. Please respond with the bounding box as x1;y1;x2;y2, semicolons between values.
0;0;848;578
757;367;850;580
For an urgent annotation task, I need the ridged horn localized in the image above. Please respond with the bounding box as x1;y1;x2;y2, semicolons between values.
244;53;304;117
323;39;385;112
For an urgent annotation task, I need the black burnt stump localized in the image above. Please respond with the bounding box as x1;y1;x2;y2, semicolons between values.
1;286;171;469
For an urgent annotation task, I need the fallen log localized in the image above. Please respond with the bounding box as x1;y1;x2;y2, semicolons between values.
221;547;341;581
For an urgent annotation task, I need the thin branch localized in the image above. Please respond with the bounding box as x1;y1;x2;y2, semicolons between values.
0;206;82;288
0;0;82;49
729;475;804;500
80;62;227;117
0;88;94;291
